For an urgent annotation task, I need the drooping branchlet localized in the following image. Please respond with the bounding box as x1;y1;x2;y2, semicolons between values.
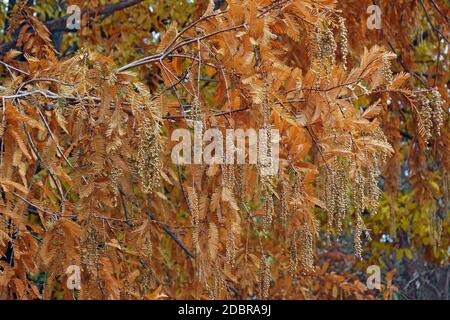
381;53;394;87
338;17;349;70
312;24;337;87
136;116;162;193
430;88;444;136
418;94;433;144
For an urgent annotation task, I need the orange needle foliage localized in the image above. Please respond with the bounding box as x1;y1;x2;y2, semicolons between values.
0;0;447;300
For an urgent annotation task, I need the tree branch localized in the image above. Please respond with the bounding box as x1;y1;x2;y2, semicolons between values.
146;210;194;259
118;186;133;227
0;0;145;55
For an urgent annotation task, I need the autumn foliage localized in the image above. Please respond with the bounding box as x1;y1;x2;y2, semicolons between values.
0;0;448;300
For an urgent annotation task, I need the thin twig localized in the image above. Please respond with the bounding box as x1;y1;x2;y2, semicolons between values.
418;0;450;45
428;0;449;23
37;108;74;170
22;123;66;203
163;106;249;119
147;210;194;259
13;192;74;218
118;186;132;227
116;23;246;73
0;60;29;76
